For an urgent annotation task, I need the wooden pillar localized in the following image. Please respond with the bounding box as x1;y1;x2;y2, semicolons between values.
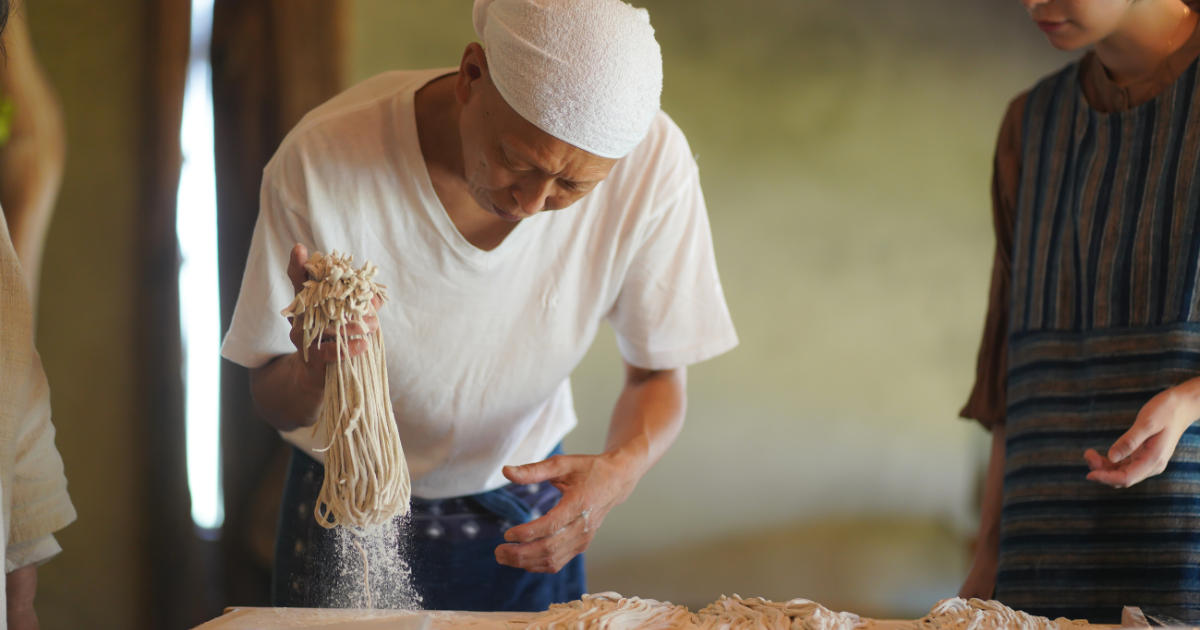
136;0;212;627
211;0;347;607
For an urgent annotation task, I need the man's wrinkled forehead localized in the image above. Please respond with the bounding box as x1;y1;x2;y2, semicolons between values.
481;85;618;181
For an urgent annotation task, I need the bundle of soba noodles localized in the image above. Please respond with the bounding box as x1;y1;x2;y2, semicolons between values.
281;250;410;531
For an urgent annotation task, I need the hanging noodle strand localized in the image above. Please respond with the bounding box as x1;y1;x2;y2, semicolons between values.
281;250;411;532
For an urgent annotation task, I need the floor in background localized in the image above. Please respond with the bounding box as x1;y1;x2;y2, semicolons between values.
585;516;970;620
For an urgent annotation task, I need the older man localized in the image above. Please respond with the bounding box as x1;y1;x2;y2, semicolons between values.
222;0;737;611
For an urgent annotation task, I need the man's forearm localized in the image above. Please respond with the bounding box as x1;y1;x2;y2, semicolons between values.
249;353;326;432
604;365;688;478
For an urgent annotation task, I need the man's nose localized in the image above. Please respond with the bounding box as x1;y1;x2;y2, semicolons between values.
1020;0;1048;11
512;177;554;216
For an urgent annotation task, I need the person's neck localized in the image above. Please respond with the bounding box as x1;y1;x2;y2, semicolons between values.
1096;1;1197;87
414;74;466;181
413;73;518;251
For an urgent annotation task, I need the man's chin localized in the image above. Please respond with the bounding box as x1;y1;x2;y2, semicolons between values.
486;202;524;222
472;191;524;222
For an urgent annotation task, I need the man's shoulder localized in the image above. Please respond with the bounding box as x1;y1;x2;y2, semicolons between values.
278;69;448;157
638;110;693;161
606;110;699;197
265;69;450;191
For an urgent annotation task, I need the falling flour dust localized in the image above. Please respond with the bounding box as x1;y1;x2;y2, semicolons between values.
308;514;423;611
282;250;420;610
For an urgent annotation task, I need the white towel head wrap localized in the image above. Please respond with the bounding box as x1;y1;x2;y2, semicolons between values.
472;0;663;159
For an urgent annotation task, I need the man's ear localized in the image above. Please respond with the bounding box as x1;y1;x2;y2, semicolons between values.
455;42;488;106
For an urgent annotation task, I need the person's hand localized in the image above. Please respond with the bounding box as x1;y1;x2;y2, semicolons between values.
495;452;640;573
285;243;383;393
1085;378;1200;488
958;547;996;600
7;564;39;630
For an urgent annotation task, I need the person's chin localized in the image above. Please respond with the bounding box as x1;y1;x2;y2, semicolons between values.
490;204;524;222
473;190;524;222
1045;36;1087;51
1043;29;1092;52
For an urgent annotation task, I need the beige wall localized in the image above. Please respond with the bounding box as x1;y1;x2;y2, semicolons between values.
26;0;149;628
351;0;1075;614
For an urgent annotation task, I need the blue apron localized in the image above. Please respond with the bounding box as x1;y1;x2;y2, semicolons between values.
996;57;1200;622
272;445;585;611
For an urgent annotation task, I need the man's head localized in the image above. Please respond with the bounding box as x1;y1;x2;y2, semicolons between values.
454;46;618;221
454;0;662;221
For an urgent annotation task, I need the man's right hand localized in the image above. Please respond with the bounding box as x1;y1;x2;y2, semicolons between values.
249;243;384;432
285;243;382;392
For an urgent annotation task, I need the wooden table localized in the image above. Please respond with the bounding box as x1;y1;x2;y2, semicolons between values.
191;610;952;630
193;609;534;630
192;608;1127;630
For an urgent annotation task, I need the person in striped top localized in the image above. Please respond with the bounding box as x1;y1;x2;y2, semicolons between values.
959;0;1200;622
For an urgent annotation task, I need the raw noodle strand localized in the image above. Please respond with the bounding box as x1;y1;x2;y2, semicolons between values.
281;251;411;532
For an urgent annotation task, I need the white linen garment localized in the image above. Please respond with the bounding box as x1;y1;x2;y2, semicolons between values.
221;69;738;499
0;212;77;627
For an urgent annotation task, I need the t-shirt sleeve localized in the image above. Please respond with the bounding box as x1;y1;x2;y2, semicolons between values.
959;92;1025;430
606;154;739;370
6;533;61;572
220;156;317;369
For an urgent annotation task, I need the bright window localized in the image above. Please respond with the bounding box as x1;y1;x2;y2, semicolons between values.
178;0;222;531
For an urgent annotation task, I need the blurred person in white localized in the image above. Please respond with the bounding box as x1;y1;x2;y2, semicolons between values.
0;4;77;629
221;0;737;612
0;214;74;630
0;1;65;312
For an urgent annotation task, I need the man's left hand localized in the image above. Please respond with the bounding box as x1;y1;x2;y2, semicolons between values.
1086;378;1200;488
494;452;639;573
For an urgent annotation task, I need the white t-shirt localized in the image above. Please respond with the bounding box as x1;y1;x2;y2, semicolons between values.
220;69;738;499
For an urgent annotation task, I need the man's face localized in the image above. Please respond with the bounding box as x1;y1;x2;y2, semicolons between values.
458;78;619;223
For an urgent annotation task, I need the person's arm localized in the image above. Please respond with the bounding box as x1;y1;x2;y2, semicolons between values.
249;351;325;432
248;243;381;432
495;362;687;573
959;423;1005;599
958;93;1024;599
7;564;37;630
